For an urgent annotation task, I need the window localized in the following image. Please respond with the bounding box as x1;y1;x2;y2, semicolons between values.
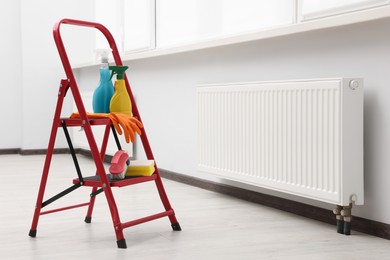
156;0;294;48
123;0;155;53
92;0;390;59
95;0;155;54
95;0;123;51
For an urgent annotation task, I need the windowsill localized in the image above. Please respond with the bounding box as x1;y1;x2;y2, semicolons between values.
73;5;390;69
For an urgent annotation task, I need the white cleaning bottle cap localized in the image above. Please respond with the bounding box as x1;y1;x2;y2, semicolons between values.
94;48;111;64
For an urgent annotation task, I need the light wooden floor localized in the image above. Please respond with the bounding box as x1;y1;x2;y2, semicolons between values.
1;154;389;259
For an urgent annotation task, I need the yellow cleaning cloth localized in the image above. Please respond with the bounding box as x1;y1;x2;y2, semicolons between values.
125;160;155;177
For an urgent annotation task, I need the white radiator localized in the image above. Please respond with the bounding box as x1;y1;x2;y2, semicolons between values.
197;78;363;206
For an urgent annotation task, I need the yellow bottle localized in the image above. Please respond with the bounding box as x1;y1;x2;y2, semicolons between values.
109;66;132;115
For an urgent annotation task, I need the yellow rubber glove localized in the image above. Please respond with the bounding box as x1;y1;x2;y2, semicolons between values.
69;112;143;143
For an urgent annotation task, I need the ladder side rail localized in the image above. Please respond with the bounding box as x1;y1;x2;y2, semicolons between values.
106;27;180;231
53;19;126;245
104;22;179;227
29;79;70;237
84;123;112;223
53;19;103;174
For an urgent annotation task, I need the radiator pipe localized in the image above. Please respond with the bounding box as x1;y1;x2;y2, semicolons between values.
333;205;344;234
341;203;353;235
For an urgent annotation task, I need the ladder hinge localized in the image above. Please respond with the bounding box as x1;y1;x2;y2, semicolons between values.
59;79;71;97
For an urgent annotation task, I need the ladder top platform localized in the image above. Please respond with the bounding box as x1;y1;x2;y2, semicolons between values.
60;117;111;127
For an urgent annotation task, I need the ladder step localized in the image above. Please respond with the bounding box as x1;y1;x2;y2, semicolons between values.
121;209;175;229
40;202;90;215
73;174;157;187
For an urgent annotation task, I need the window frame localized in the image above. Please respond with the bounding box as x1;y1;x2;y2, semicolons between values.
297;0;390;21
82;0;390;67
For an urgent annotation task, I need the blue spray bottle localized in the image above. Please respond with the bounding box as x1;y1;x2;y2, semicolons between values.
92;49;114;113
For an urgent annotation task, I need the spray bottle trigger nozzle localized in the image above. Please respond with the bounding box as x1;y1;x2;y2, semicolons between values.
109;66;129;80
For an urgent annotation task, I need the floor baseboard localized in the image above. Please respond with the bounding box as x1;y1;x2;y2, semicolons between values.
0;148;20;155
0;148;71;155
159;168;390;240
0;148;113;162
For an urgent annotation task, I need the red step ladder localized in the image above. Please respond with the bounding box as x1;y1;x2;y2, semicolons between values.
28;19;181;249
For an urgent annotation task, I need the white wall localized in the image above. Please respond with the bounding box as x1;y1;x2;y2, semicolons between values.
0;0;96;150
0;1;22;148
78;18;390;224
19;0;96;150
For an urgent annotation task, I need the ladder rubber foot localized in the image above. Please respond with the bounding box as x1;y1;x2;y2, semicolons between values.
117;239;127;249
171;222;182;231
84;216;92;223
29;229;37;237
344;221;351;235
336;219;344;234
